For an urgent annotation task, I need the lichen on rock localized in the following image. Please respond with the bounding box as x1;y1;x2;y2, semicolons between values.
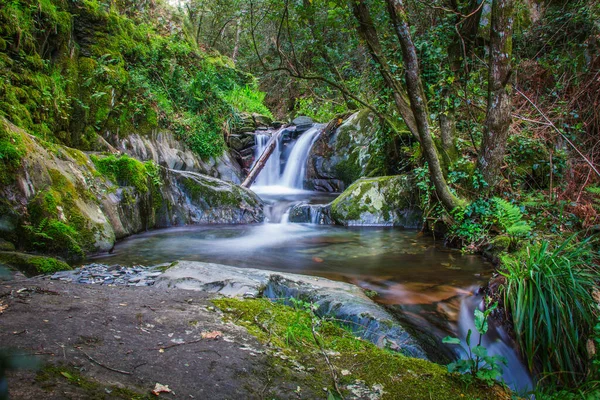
330;175;422;227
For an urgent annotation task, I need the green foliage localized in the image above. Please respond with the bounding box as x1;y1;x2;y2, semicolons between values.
500;235;598;388
0;120;25;184
0;0;271;160
295;96;348;123
222;84;273;118
91;154;151;193
493;197;531;248
447;199;495;250
0;251;70;275
443;302;507;387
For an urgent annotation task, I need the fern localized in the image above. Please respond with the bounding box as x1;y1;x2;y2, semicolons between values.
493;198;531;248
22;218;53;248
586;186;600;195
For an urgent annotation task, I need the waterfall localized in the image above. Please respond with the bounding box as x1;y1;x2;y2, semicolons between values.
279;125;322;189
253;133;282;186
251;124;324;224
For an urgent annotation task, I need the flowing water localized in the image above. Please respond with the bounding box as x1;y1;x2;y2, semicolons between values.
90;125;533;394
253;133;281;187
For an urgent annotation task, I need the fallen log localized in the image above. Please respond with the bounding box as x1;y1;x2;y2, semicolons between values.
241;127;286;188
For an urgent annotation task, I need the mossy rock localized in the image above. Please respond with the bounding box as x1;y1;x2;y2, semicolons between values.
330;175;422;227
307;110;408;191
0;251;71;276
0;238;15;251
214;298;512;400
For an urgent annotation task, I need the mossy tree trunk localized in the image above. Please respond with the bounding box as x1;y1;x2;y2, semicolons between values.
351;0;461;211
478;0;515;188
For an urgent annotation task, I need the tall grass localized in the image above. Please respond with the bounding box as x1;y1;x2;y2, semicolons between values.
501;235;598;388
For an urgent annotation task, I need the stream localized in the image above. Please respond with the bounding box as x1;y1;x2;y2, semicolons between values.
90;125;533;394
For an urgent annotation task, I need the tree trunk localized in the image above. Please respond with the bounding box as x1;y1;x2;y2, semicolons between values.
241;127;285;188
350;0;418;138
384;0;461;210
232;17;242;64
478;0;514;187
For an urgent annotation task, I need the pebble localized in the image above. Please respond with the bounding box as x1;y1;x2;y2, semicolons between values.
49;263;163;287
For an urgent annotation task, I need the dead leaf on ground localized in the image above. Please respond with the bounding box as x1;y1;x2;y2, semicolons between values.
0;301;7;313
151;383;171;396
201;330;222;340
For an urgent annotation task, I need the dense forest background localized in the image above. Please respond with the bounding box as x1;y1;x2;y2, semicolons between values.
0;0;599;397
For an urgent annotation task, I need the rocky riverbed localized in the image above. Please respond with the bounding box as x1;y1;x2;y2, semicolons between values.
49;263;168;286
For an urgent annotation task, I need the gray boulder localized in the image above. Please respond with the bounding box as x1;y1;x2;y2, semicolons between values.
330;175;422;227
155;261;427;359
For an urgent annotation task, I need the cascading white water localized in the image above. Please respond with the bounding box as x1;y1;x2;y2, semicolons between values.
253;133;282;186
251;124;323;223
278;125;323;189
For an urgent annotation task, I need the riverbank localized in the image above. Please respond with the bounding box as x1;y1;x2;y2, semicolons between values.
0;266;511;399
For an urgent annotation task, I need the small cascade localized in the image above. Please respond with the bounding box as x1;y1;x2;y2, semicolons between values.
251;124;326;225
253;132;282;186
279;125;323;189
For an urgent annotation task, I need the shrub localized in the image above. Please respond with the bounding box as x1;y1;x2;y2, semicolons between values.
222;84;273;118
500;235;598;388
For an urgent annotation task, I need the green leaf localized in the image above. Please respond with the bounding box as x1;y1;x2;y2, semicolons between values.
472;345;488;359
442;336;461;345
474;309;488;334
60;371;74;380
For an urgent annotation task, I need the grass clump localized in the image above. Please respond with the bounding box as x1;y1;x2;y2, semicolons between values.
214;297;511;400
500;235;598;388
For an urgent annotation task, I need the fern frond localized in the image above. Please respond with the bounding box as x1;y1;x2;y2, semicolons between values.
493;198;523;230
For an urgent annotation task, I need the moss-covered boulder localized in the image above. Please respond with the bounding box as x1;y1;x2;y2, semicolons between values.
0;239;15;251
0;119;263;259
307;110;407;192
330;175;422;227
0;251;70;276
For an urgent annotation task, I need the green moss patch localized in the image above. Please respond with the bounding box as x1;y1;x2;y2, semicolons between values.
0;251;70;276
214;298;511;400
0;119;26;185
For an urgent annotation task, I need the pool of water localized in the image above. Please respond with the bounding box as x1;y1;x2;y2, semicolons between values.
88;191;532;393
91;223;493;302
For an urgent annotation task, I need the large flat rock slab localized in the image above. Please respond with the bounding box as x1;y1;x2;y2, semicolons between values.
156;261;427;359
0;280;322;399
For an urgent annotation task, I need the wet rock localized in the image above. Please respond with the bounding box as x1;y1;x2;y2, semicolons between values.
292;116;313;133
48;263;165;286
330;175;422;228
288;204;334;225
172;170;264;224
155;261;428;359
252;113;273;127
228;134;256;152
0;121;263;257
306;178;345;193
108;129;243;184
